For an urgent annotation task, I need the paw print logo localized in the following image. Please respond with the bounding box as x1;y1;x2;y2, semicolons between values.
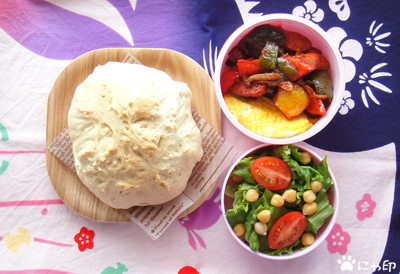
337;255;356;271
326;223;351;255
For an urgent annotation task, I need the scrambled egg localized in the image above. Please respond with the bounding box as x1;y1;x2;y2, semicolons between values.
224;94;313;138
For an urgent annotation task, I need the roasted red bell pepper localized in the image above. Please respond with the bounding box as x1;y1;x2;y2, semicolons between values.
318;55;330;70
237;59;264;76
228;46;246;64
220;70;240;95
306;97;327;116
284;31;312;54
282;53;322;81
230;81;268;97
305;48;330;70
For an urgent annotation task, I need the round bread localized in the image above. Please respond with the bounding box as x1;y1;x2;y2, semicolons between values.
68;62;203;209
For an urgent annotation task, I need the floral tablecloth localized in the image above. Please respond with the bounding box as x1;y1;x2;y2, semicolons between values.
1;0;399;273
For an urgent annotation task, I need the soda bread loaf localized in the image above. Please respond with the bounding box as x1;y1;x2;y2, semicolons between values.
68;62;203;209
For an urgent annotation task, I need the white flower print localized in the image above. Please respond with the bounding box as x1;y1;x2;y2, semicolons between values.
359;63;392;108
235;0;263;23
48;0;137;45
366;21;391;54
293;0;324;23
326;27;363;115
203;40;218;81
339;90;355;115
327;27;363;84
329;0;350;21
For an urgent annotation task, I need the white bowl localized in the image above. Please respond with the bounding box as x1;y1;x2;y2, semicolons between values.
215;14;345;144
221;143;339;260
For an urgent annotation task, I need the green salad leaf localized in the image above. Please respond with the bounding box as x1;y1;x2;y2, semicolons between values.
306;195;334;234
230;157;257;185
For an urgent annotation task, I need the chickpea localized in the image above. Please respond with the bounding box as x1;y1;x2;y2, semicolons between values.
282;189;297;203
245;189;259;202
303;190;316;203
301;233;315;246
254;222;268;236
301;151;312;165
233;223;246;237
231;175;243;183
310;180;323;193
271;194;284;207
303;202;318;216
257;210;271;224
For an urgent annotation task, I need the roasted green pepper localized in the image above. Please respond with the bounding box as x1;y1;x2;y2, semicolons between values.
276;57;298;80
259;42;279;70
267;58;298;84
305;70;333;99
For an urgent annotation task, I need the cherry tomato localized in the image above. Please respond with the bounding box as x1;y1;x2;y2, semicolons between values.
268;211;307;249
250;157;292;190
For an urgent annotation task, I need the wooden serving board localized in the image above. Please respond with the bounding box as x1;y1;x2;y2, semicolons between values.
46;48;220;223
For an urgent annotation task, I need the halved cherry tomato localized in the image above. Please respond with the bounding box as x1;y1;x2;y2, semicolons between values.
250;157;292;190
268;211;307;249
237;59;265;76
220;71;240;95
230;81;268;97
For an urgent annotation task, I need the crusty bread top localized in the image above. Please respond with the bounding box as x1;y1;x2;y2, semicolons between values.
68;62;203;209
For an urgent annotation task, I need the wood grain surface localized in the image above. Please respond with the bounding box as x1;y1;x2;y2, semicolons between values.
46;48;220;223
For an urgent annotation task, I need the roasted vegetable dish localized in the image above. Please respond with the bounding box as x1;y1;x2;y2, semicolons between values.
221;24;333;124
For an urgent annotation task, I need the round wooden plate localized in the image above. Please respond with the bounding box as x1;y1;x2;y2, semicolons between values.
46;48;220;222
